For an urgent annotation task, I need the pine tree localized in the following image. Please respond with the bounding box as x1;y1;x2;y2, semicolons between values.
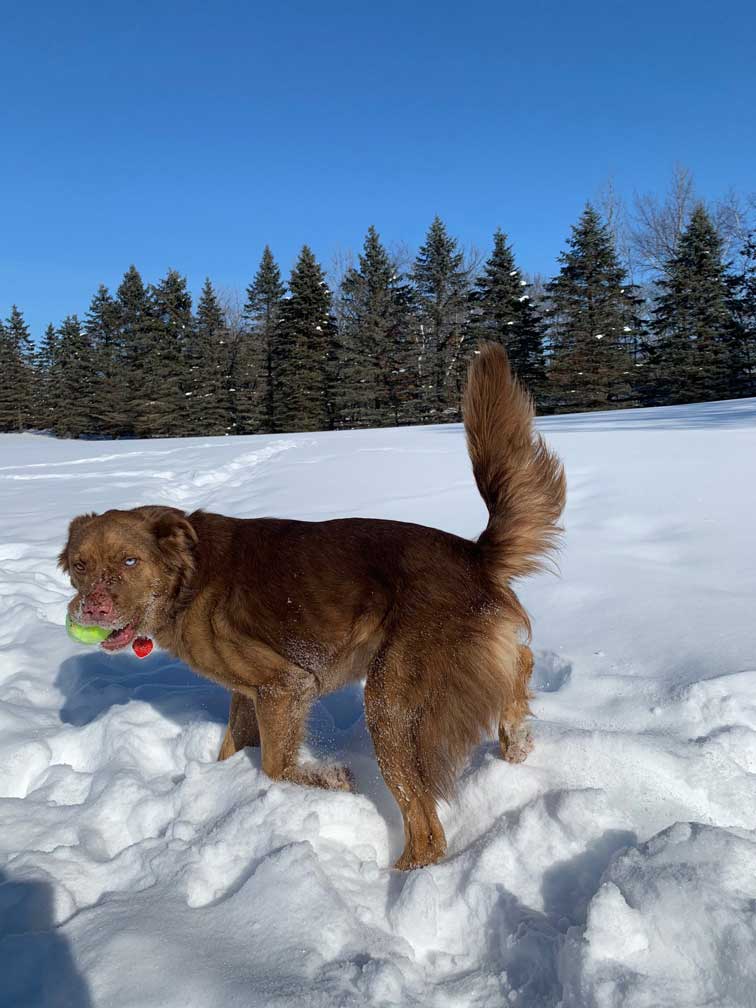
85;285;129;436
239;246;286;433
649;205;737;405
140;270;193;437
546;205;641;412
0;319;20;432
35;323;60;431
730;231;756;398
184;278;235;436
336;226;418;428
472;230;546;398
116;266;153;435
411;217;471;420
54;316;97;437
276;246;336;433
0;306;35;431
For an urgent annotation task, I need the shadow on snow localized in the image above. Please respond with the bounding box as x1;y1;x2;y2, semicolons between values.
0;868;93;1008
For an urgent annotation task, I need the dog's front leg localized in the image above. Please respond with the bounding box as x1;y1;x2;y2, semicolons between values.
254;680;353;792
217;690;260;761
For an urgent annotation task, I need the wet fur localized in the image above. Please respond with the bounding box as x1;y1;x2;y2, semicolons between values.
59;343;565;869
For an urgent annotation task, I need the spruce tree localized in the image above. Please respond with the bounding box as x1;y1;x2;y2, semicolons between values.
0;319;21;432
411;217;471;420
336;226;418;428
54;316;97;437
239;246;286;433
184;278;234;436
472;230;546;398
85;285;129;436
730;231;756;398
140;270;193;437
546;205;641;412
276;246;335;433
116;266;153;435
35;323;60;431
0;306;35;430
649;205;737;405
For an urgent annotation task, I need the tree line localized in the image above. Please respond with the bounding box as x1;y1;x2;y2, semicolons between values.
2;189;755;439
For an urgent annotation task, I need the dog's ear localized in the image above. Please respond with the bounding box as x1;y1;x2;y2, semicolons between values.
148;508;198;575
58;513;98;573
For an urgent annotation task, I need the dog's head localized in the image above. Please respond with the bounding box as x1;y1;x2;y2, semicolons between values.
58;506;198;651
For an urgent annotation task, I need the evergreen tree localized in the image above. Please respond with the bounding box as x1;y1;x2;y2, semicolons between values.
34;323;60;430
546;205;641;412
54;316;98;437
185;278;235;435
85;285;130;436
648;205;737;405
140;270;193;437
276;246;335;433
0;319;20;432
472;230;546;398
0;307;35;431
411;217;472;420
336;226;418;428
116;265;153;435
730;231;756;398
240;246;286;433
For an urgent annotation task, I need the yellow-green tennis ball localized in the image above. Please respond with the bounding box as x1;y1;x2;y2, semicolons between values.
66;612;111;645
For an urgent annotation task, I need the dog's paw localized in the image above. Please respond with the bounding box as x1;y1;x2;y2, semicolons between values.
500;724;534;764
394;837;446;871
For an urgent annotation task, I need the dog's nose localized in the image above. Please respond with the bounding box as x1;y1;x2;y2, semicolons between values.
81;588;114;623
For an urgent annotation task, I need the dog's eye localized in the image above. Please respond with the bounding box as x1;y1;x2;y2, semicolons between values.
73;560;86;573
124;557;139;568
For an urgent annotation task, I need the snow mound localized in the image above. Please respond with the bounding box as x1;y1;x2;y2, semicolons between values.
562;821;756;1008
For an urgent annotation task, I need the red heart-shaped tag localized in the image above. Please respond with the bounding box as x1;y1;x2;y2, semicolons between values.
133;637;154;659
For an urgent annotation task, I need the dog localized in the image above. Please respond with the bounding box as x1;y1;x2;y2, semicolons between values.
59;343;565;869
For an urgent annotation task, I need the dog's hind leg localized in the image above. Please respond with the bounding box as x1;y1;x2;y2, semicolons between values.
255;678;353;792
217;690;261;761
364;655;447;871
499;644;534;764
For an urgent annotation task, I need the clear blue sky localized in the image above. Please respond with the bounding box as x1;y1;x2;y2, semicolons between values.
2;0;754;338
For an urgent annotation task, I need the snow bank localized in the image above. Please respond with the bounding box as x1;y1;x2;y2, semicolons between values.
1;397;756;1006
562;822;756;1007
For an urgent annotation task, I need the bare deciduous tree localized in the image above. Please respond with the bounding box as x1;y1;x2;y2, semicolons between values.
596;176;637;282
630;164;696;274
327;246;356;332
630;165;749;276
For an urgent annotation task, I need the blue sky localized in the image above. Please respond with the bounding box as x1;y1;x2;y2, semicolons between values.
2;0;754;338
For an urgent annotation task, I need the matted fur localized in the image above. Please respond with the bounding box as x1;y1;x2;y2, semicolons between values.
59;343;565;869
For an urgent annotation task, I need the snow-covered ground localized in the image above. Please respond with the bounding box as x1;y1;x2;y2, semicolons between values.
2;398;756;1008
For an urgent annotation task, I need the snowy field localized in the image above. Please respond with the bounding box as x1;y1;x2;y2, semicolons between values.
2;398;756;1008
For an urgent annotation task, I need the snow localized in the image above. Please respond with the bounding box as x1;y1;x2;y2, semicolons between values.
2;397;756;1007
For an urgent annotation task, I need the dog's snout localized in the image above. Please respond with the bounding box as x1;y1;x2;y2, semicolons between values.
81;585;115;623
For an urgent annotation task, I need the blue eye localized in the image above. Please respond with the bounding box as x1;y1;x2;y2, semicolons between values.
124;557;138;567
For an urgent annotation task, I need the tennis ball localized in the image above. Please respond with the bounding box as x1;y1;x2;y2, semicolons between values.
66;611;111;645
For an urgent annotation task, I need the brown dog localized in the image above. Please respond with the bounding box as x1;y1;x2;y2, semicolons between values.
59;344;565;869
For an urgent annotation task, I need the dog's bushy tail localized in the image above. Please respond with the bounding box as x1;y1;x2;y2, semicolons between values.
464;342;566;595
